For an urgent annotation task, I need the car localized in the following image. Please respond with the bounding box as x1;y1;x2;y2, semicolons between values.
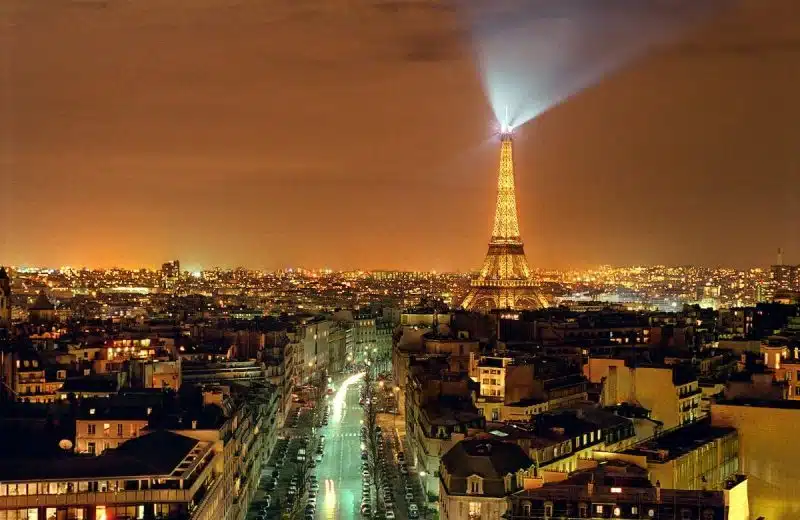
400;465;408;475
264;495;272;508
310;482;319;492
409;509;419;518
386;510;396;519
362;470;370;478
405;492;414;501
409;503;418;511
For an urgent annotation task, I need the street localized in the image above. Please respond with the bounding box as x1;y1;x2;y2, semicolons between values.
316;372;366;520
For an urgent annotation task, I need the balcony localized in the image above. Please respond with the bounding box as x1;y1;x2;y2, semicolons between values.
0;489;192;509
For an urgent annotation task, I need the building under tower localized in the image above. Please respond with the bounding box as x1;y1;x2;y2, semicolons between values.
461;131;547;311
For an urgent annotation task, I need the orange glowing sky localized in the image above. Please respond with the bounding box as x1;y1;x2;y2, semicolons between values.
2;0;799;271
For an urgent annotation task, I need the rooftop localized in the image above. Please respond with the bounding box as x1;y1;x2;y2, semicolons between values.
0;430;202;482
624;419;736;462
441;439;533;497
714;397;800;410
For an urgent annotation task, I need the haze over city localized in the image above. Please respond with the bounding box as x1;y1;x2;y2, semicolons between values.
3;0;799;271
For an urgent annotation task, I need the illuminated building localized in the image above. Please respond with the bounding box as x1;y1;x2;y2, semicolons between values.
587;359;703;430
711;399;800;520
75;404;151;455
0;267;10;327
7;350;66;403
621;419;740;491
439;439;534;520
28;290;57;324
405;357;485;498
472;354;588;422
0;430;221;520
160;260;180;291
462;132;547;311
507;460;749;520
770;249;798;292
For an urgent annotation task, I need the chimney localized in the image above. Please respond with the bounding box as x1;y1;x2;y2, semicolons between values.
192;420;198;430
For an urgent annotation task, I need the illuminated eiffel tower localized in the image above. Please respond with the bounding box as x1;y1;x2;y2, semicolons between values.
462;131;547;311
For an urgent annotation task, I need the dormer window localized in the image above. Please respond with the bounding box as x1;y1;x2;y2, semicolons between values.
466;475;483;495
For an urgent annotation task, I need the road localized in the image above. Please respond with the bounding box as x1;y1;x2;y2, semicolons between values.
316;372;366;520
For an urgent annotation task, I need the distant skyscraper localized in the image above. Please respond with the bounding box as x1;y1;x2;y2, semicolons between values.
161;260;181;290
462;132;547;311
770;248;798;292
0;267;10;326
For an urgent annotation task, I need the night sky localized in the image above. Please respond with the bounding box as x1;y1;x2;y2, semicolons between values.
2;0;799;271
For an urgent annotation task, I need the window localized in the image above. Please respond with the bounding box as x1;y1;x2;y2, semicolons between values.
467;475;483;495
117;424;123;436
632;507;638;515
681;509;692;520
596;505;604;514
544;502;553;517
88;442;96;455
103;423;110;437
87;424;96;435
468;502;481;519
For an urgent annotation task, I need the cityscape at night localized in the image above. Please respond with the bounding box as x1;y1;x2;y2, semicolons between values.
2;1;799;520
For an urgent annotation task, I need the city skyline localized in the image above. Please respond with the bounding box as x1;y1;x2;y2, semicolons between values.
3;0;799;271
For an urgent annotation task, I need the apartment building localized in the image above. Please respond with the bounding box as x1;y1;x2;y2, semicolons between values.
587;358;702;429
507;460;749;520
0;430;219;520
439;440;534;520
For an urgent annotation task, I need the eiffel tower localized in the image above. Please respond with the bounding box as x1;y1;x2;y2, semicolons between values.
462;131;547;311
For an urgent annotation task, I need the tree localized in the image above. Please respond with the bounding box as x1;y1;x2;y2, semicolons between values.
362;359;383;514
286;374;328;520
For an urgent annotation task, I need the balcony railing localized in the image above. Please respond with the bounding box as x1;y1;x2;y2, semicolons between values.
0;489;192;509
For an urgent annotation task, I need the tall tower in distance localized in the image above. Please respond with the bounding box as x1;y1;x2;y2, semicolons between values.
462;131;547;311
160;260;181;291
0;266;11;326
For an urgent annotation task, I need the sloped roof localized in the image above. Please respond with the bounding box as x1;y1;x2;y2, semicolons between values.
30;291;55;311
441;439;533;497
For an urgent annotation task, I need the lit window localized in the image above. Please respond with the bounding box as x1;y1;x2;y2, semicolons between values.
596;505;604;514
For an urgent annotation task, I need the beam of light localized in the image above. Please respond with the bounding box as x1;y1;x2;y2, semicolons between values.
460;0;732;129
331;371;364;423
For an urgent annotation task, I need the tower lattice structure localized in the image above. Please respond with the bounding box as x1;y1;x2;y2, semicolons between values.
462;132;547;311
